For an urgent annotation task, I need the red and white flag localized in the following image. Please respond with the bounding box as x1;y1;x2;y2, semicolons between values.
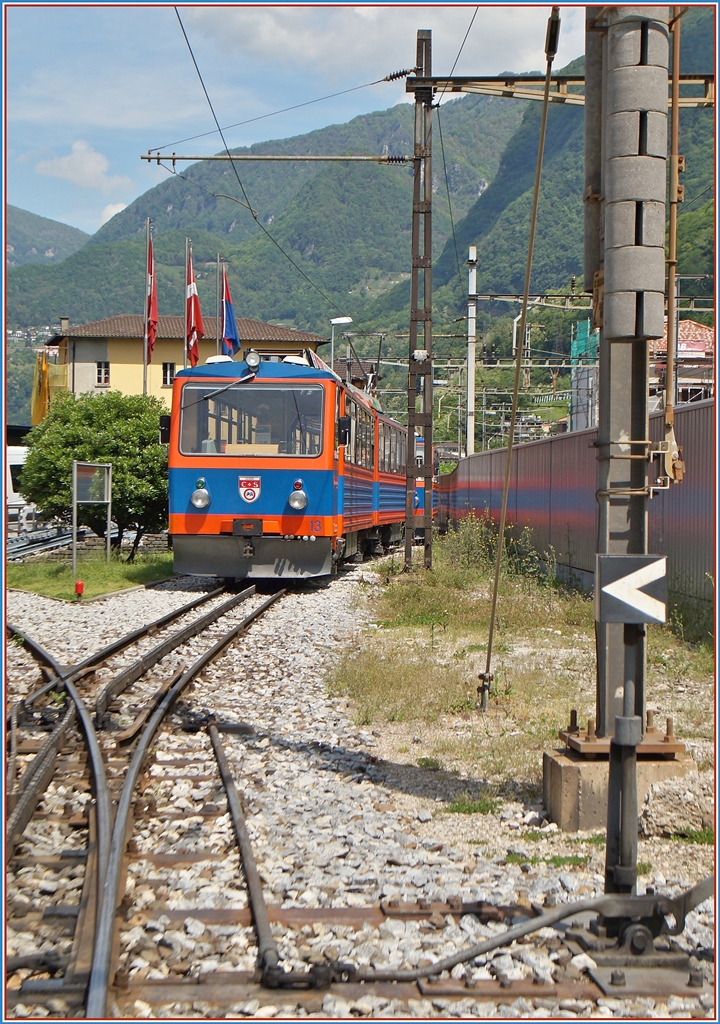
146;236;158;363
186;248;204;367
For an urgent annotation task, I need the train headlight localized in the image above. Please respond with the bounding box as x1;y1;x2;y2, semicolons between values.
191;487;211;509
245;349;261;369
288;488;308;510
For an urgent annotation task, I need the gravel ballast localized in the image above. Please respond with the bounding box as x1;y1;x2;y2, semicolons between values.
6;569;715;1019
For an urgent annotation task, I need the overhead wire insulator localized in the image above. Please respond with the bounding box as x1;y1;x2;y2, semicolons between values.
384;68;413;81
385;155;408;164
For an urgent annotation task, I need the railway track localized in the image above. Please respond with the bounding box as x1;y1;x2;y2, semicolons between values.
6;572;715;1019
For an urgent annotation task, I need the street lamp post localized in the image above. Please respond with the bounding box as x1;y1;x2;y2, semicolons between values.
330;317;353;373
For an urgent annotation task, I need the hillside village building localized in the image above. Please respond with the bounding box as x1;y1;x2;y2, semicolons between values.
41;315;327;412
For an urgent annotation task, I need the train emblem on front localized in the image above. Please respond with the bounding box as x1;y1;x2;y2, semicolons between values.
239;477;261;503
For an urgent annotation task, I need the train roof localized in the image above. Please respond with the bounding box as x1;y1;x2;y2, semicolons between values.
176;360;334;382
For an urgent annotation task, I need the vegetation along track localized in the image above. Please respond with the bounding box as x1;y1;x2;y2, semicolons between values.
6;569;715;1018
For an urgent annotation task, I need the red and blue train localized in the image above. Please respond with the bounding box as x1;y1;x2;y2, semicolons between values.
167;351;431;580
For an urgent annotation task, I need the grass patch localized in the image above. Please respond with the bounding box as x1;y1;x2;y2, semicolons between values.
334;515;712;788
637;862;652;876
417;756;442;771
506;852;588;868
6;552;174;600
545;853;588;869
672;829;714;846
329;644;478;724
445;794;500;815
569;833;606;846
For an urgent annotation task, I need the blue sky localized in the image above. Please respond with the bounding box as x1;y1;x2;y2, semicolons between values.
6;3;585;235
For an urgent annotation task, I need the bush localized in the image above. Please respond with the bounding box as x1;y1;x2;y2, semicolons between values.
21;391;168;561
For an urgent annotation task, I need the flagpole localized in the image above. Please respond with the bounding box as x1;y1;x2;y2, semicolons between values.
143;217;150;395
184;238;189;369
216;253;221;356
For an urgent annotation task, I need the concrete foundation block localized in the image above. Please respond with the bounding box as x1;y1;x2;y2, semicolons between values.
543;749;695;832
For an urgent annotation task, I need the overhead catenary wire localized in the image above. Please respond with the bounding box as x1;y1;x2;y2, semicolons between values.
173;7;352;319
150;70;414;153
435;6;480;291
479;7;561;712
436;105;465;293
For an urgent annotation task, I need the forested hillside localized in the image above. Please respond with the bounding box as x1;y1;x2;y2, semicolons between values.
7;206;90;268
6;93;524;331
6;6;713;344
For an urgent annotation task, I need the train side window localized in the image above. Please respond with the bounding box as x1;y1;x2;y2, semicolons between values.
346;400;356;465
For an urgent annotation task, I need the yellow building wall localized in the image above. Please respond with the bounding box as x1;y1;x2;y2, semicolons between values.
107;337;242;406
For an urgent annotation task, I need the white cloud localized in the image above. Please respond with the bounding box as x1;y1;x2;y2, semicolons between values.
185;5;585;80
35;141;133;194
99;202;127;226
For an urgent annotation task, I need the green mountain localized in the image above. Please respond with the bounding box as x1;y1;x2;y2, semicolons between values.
361;13;715;339
6;94;525;331
7;205;90;268
6;7;713;340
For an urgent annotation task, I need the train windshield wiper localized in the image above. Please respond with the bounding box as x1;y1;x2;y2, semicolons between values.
182;372;256;411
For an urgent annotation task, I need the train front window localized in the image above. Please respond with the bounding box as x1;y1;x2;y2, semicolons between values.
179;385;324;457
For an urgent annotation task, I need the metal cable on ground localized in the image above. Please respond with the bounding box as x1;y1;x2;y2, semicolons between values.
173;7;353;319
353;873;714;983
479;8;560;712
208;722;280;972
86;589;283;1018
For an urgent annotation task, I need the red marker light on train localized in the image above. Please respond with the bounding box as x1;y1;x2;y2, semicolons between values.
293;479;303;489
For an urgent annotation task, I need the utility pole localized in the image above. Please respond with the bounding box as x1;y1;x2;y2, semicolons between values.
216;254;221;356
663;8;686;485
142;217;150;396
585;7;670;895
405;29;434;570
466;246;477;455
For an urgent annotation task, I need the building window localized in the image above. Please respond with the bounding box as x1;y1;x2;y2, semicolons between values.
163;362;176;387
96;361;110;386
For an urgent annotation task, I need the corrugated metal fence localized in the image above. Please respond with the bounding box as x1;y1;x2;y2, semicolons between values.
438;400;714;602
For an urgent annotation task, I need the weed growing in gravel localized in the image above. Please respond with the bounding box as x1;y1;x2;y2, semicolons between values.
417;757;442;771
672;829;714;845
506;852;588;868
637;862;653;876
445;794;500;814
545;853;588;868
569;833;607;846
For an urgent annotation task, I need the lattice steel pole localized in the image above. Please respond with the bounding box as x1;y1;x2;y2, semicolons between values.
405;29;434;569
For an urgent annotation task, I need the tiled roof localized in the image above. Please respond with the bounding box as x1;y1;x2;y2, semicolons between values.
656;318;715;355
58;314;325;343
332;358;376;381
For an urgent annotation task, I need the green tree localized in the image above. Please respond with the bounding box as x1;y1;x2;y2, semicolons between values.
21;391;168;561
6;345;37;423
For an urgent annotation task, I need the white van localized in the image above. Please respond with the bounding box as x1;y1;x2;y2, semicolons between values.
7;446;35;531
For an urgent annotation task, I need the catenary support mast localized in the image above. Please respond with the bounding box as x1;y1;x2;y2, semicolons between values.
405;30;434;570
586;6;670;894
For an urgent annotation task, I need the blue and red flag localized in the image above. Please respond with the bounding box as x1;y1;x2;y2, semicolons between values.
221;265;241;356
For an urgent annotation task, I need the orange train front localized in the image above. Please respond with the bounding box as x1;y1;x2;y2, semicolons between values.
167;351;424;580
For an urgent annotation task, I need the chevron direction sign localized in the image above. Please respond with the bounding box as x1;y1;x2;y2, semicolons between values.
595;555;668;624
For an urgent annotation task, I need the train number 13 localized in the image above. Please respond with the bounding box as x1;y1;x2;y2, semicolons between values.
309;520;322;532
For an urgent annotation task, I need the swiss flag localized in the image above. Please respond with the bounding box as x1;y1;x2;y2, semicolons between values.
186;248;204;367
146;236;158;362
